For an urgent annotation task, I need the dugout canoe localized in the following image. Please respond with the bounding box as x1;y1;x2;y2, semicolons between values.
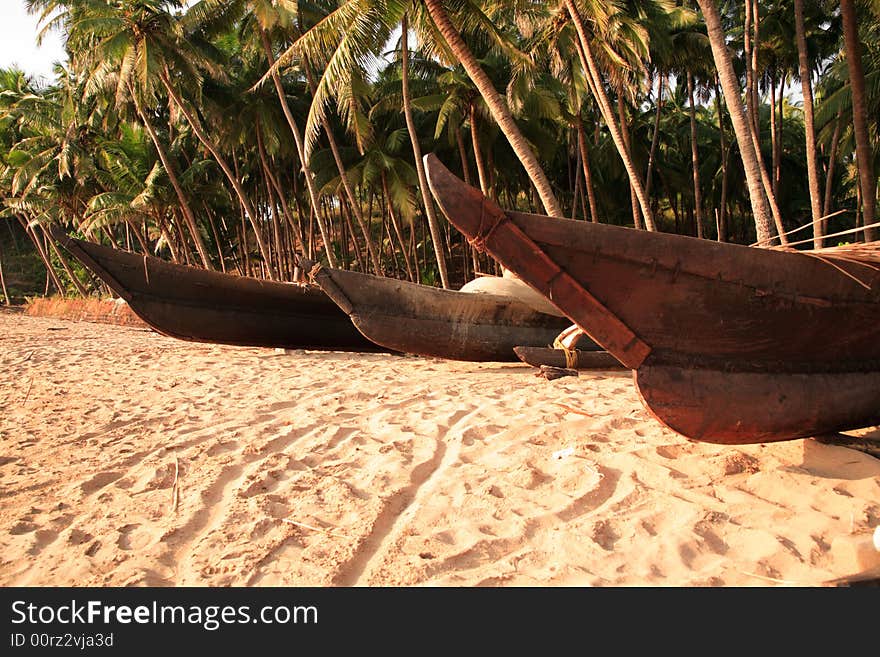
308;263;598;362
424;153;880;444
51;230;380;351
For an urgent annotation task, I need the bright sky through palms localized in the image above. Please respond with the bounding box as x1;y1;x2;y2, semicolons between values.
0;1;67;83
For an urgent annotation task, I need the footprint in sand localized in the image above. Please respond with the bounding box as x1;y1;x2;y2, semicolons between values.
81;471;123;494
655;444;688;460
117;523;152;551
207;441;240;457
590;519;620;551
9;521;39;535
68;529;94;545
29;529;59;556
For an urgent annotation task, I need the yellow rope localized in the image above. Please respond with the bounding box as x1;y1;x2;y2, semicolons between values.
553;336;577;369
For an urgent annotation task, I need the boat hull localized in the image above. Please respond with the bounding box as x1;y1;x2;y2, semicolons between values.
636;365;880;444
53;232;379;351
310;265;588;362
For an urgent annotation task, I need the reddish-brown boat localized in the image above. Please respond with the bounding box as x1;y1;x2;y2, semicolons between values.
424;153;880;444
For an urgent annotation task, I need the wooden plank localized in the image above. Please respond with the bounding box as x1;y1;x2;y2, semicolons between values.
513;346;625;370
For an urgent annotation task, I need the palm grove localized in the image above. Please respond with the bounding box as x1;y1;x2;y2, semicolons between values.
1;0;878;303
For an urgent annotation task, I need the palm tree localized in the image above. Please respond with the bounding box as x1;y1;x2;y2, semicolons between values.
840;0;876;241
216;0;340;267
31;0;219;270
398;12;449;287
793;0;824;246
693;0;775;244
561;0;656;230
422;0;564;218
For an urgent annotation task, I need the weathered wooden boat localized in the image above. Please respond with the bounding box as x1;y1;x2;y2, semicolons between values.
308;263;599;362
51;230;380;351
424;153;880;444
513;346;624;370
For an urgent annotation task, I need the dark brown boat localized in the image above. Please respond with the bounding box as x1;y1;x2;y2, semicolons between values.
424;153;880;444
308;263;597;362
513;346;624;370
52;230;380;351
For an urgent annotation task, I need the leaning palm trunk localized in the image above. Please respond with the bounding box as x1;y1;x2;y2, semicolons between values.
617;96;643;230
130;85;214;270
823;111;842;219
694;0;774;245
259;28;337;268
45;228;90;297
302;59;383;275
158;70;276;278
645;72;664;199
576;117;599;223
687;72;704;238
401;14;450;288
564;0;655;231
17;216;64;296
423;0;564;218
840;0;876;242
381;172;416;282
794;0;824;247
469;103;490;195
715;79;729;242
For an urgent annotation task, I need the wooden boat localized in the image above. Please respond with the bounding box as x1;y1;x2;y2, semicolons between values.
51;230;380;351
513;346;624;370
308;263;598;362
424;153;880;444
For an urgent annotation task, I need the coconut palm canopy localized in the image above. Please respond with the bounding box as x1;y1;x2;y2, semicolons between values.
1;0;878;301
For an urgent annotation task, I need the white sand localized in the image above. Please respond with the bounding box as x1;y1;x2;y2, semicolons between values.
1;311;878;586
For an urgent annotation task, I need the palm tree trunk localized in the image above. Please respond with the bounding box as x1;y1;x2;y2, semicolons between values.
126;220;149;255
575;118;599;224
823;111;842;220
715;78;729;242
401;14;450;288
750;0;761;142
381;173;416;282
130;86;214;270
256;130;286;276
259;27;337;267
456;127;471;186
687;72;704;239
302;59;382;274
45;230;89;297
645;72;665;198
469;103;490;195
565;0;655;230
18;216;64;296
695;0;774;244
571;138;582;220
769;71;779;200
0;239;11;305
158;70;276;277
840;0;876;241
793;0;824;247
617;95;643;230
424;0;564;217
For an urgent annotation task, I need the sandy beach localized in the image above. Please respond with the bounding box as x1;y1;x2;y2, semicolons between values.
1;309;879;587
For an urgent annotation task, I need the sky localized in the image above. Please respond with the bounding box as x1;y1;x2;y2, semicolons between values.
0;1;68;83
